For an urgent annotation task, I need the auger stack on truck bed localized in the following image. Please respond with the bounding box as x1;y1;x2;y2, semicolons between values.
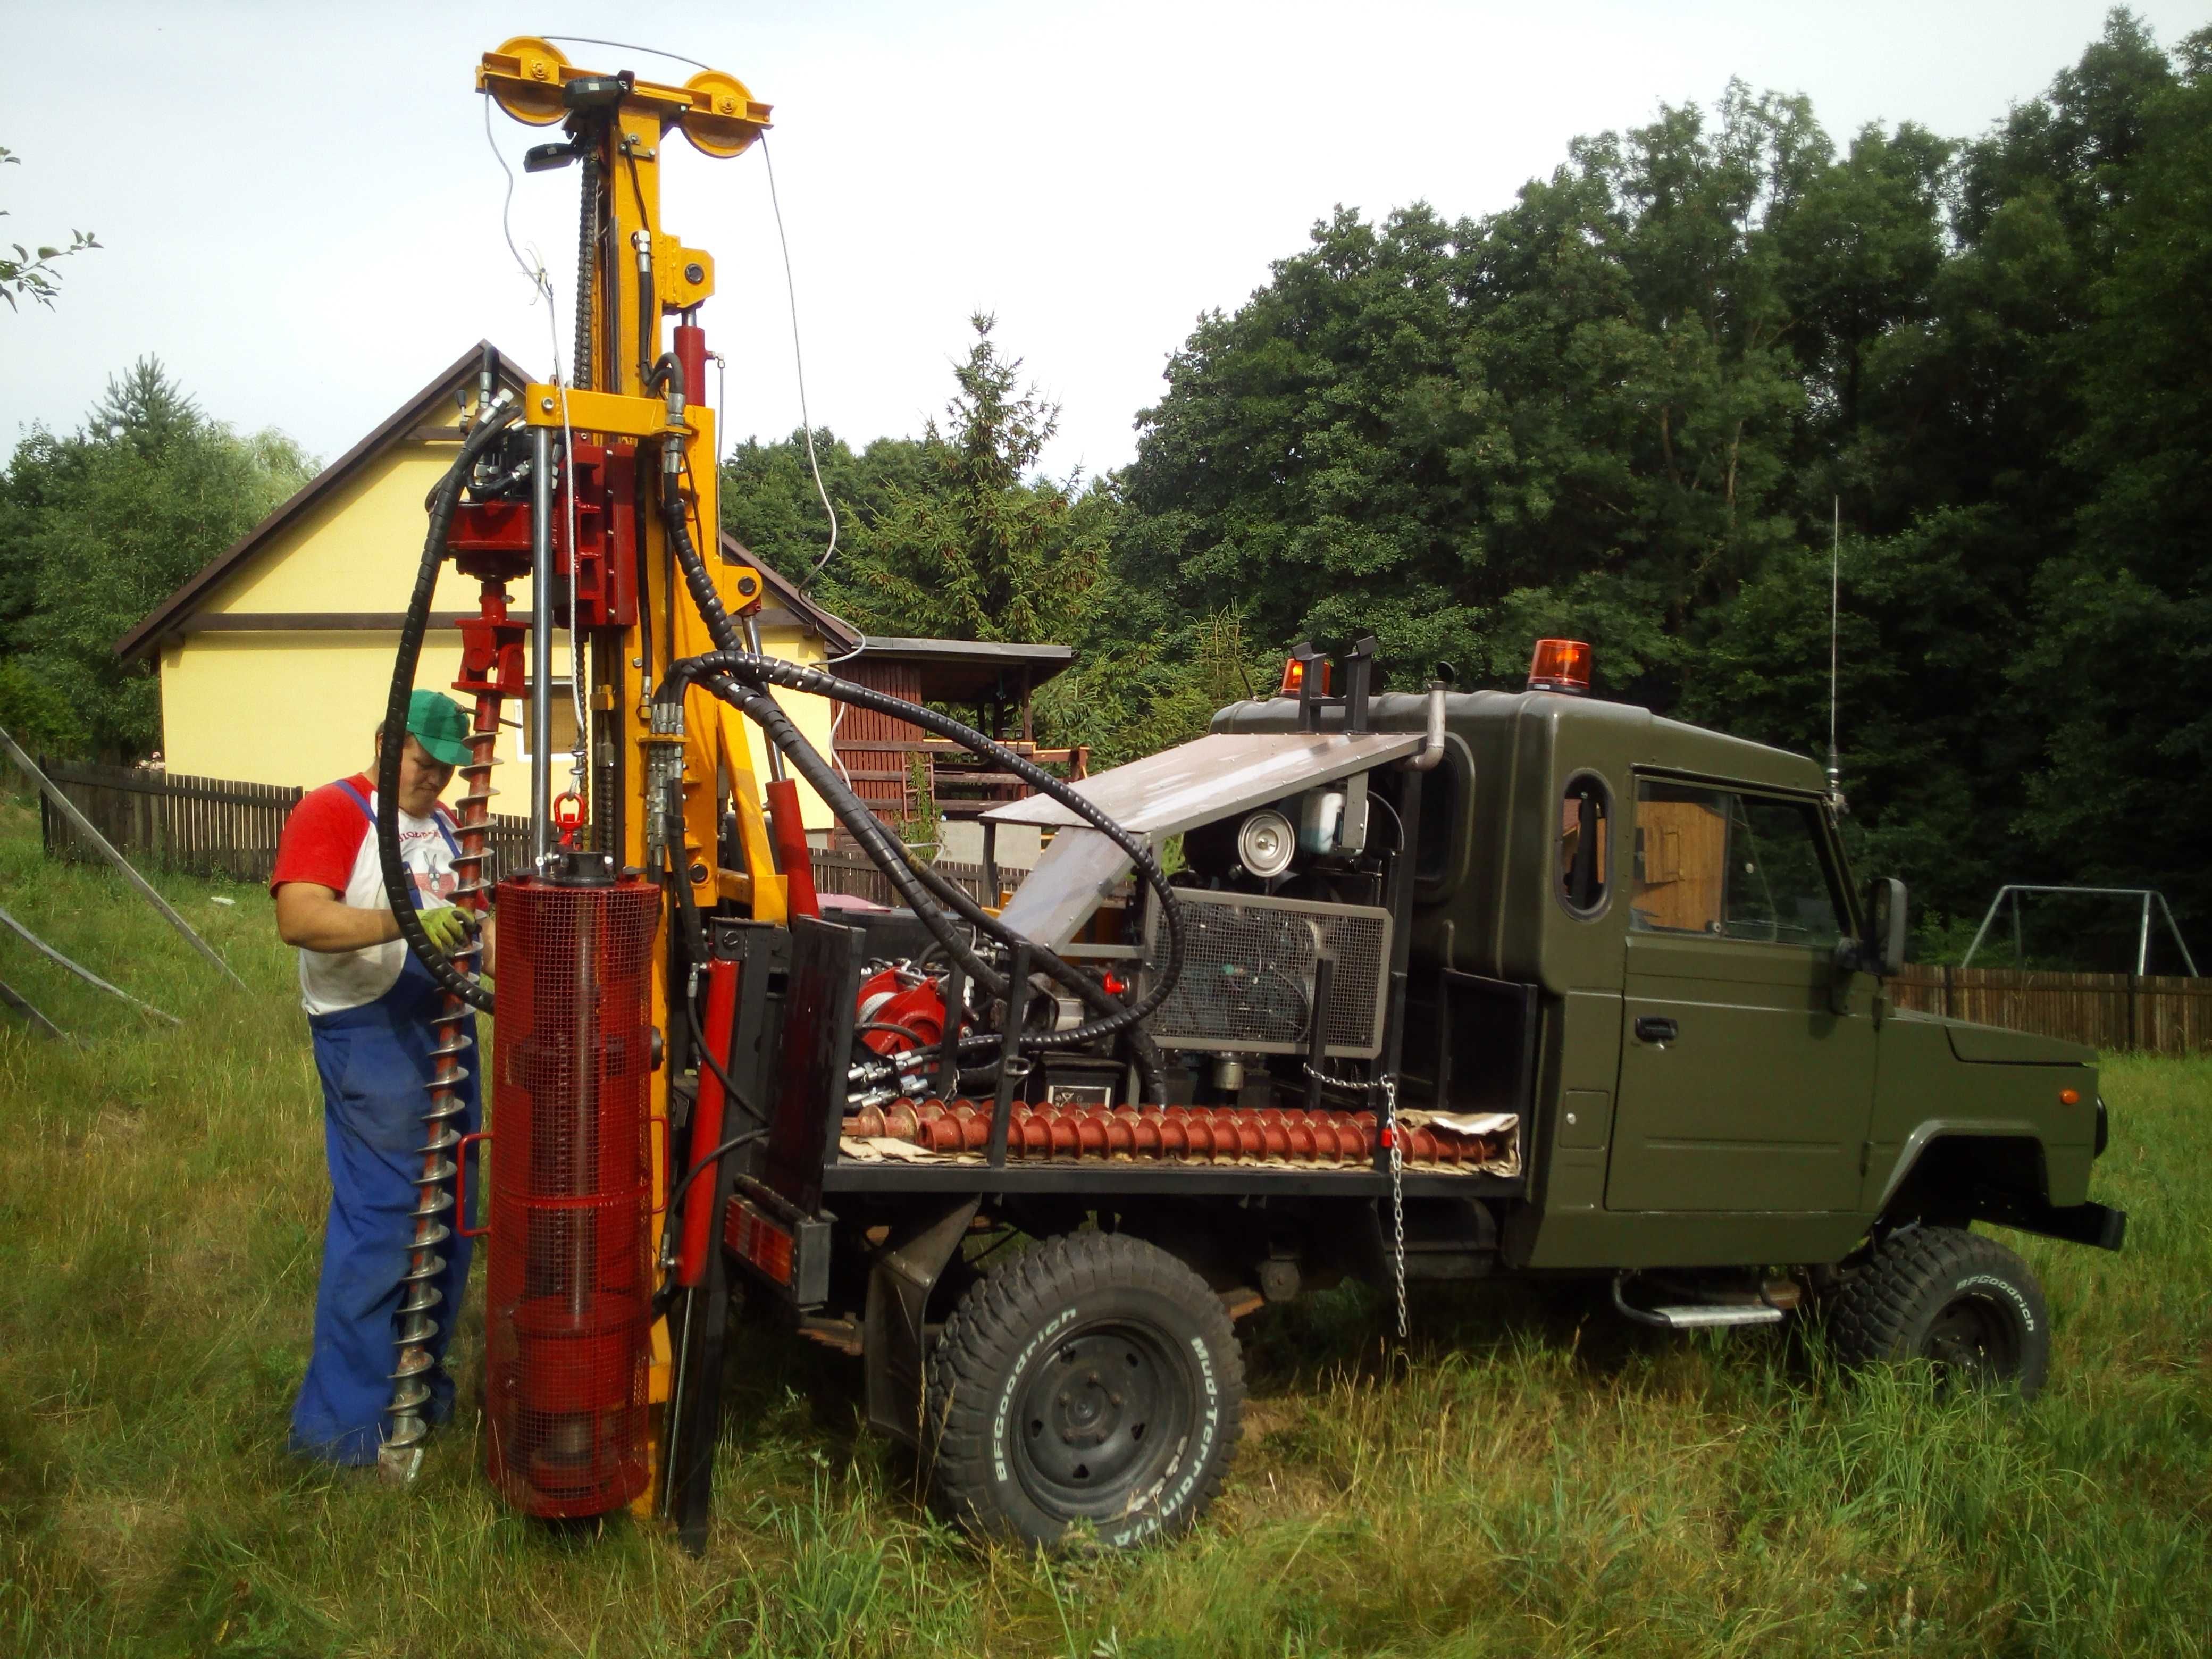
413;40;2121;1553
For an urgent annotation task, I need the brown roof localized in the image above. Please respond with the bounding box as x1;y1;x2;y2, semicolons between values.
115;337;860;664
726;530;860;654
115;342;532;662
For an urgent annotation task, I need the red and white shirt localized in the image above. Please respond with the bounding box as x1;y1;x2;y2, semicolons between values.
271;774;463;1015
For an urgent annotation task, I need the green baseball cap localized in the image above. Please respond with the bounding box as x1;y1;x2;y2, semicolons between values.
406;690;473;768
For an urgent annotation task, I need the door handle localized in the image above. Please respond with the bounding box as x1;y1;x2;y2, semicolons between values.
1633;1016;1679;1045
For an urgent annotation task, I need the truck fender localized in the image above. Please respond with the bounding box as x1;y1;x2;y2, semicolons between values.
862;1197;982;1449
1873;1119;2046;1214
1874;1124;2124;1252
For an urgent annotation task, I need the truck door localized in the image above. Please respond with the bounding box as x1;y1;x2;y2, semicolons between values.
1605;779;1874;1213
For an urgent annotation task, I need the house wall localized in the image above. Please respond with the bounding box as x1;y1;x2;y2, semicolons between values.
156;440;838;825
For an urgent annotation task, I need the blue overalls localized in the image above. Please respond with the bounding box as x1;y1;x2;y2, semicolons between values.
288;782;481;1466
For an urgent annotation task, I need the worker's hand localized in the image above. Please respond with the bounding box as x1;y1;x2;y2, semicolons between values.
419;905;476;955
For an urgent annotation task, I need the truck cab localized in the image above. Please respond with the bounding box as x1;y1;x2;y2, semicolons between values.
1211;678;2119;1275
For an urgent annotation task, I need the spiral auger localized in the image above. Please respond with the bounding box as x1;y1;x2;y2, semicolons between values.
378;583;512;1481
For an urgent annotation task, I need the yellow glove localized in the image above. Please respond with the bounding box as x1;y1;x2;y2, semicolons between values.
419;906;476;954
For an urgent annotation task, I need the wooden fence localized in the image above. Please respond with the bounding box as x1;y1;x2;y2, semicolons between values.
37;761;532;886
809;845;999;908
1890;963;2212;1057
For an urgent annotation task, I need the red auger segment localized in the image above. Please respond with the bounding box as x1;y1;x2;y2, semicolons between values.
845;1098;1507;1170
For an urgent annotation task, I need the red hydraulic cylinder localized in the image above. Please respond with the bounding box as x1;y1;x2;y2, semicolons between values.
676;956;741;1288
765;777;820;919
674;322;707;416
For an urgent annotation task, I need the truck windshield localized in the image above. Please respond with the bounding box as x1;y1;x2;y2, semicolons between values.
1630;781;1839;948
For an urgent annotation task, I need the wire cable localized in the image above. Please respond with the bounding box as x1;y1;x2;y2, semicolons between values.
757;133;841;585
540;35;715;72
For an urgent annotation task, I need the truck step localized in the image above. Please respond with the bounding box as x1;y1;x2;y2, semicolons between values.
1640;1303;1784;1329
1611;1276;1791;1330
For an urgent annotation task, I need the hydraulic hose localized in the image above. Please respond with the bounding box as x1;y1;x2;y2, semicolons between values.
664;650;1185;1060
891;836;1170;1097
656;454;1183;1060
377;394;521;1015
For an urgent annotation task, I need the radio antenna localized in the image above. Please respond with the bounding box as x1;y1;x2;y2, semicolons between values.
1826;495;1843;804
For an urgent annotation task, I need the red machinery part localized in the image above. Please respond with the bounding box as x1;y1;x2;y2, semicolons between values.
676;957;741;1288
484;873;662;1518
765;777;820;919
674;322;708;417
854;966;946;1055
845;1098;1504;1170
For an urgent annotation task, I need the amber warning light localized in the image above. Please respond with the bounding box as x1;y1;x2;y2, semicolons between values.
1279;656;1334;697
1527;638;1593;695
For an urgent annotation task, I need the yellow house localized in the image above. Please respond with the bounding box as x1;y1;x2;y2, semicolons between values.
115;343;853;830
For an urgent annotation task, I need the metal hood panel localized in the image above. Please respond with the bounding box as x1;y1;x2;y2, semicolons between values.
983;729;1421;837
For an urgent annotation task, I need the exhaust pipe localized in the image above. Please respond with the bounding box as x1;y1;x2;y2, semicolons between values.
1406;669;1451;772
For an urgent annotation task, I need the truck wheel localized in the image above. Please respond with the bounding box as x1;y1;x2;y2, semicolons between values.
925;1231;1244;1549
1829;1226;2050;1398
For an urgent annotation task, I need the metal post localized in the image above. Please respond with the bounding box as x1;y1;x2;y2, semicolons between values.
529;425;555;867
1305;956;1335;1114
2138;893;2152;977
742;613;786;784
0;724;247;991
936;959;965;1100
2011;889;2024;966
988;943;1030;1170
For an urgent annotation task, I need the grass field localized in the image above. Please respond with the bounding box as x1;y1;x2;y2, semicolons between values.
2;797;2208;1658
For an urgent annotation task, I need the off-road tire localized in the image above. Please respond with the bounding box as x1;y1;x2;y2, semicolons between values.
1829;1225;2050;1398
925;1231;1244;1549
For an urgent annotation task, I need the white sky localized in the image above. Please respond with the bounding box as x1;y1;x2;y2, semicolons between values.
4;1;2204;483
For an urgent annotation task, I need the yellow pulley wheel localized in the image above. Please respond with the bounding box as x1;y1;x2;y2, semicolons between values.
681;69;771;157
480;36;572;127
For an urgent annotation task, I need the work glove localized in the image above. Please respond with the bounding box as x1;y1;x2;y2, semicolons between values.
419;906;476;954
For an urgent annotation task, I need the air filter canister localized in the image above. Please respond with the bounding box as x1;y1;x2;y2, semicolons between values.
484;864;661;1518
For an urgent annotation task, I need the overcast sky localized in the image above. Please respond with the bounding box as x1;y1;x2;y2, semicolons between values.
4;2;2202;484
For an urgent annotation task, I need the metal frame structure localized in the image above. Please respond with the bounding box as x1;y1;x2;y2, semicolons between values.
1960;885;2199;976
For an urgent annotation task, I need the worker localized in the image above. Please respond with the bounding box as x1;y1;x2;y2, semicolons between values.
271;690;488;1467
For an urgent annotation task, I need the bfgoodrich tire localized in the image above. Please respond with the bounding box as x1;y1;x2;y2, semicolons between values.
1830;1225;2051;1398
925;1231;1244;1549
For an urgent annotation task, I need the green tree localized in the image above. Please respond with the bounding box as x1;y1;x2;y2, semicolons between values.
822;314;1106;646
2013;28;2212;930
0;357;315;758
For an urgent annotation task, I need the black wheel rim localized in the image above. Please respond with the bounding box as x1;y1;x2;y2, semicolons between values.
1922;1291;2023;1385
1010;1318;1195;1524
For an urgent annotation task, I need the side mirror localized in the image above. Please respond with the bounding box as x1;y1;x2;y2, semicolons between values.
1861;877;1907;977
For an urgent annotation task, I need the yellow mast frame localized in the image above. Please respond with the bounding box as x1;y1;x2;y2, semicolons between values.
479;37;778;1508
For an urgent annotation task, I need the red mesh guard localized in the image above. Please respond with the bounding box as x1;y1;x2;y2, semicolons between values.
484;875;661;1517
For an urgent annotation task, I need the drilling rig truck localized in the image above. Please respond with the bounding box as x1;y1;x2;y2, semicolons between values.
395;39;2125;1552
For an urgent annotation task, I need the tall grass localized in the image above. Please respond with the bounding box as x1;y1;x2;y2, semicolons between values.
3;798;2207;1657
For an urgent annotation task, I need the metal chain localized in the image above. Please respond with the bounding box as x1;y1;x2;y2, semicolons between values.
1384;1073;1407;1341
1302;1063;1409;1340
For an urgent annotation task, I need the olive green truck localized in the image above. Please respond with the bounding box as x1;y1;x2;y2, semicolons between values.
701;638;2124;1549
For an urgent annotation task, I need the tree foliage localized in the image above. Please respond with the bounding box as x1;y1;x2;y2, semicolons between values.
0;145;99;312
0;358;315;758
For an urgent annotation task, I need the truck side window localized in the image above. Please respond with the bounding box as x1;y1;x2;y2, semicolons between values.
1630;781;1839;948
1557;774;1609;916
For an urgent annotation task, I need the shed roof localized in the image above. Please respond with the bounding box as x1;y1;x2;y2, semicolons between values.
114;342;852;661
847;636;1074;704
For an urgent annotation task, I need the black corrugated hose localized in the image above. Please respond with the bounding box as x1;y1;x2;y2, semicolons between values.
375;393;521;1014
653;484;1185;1060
